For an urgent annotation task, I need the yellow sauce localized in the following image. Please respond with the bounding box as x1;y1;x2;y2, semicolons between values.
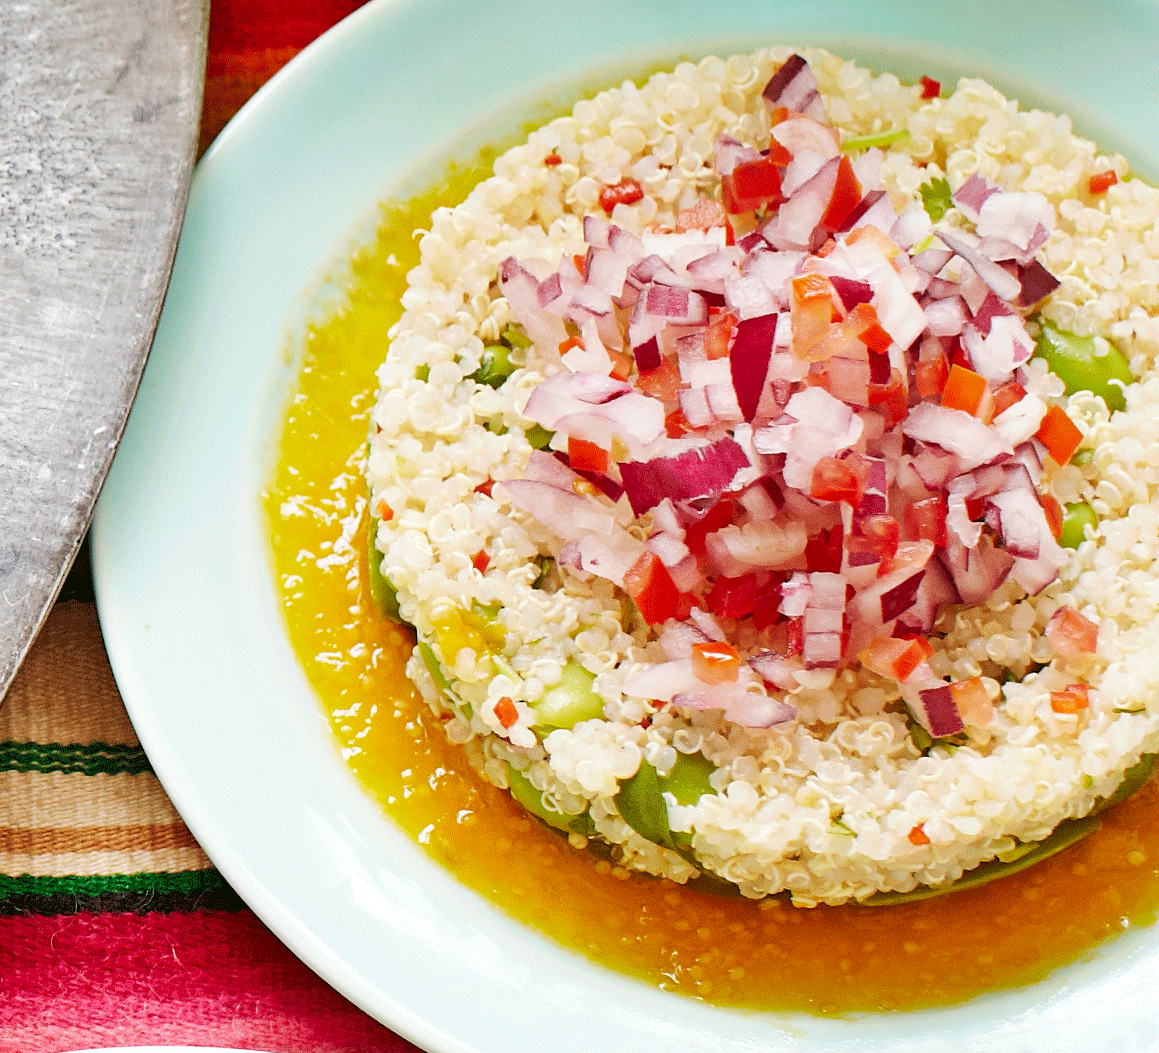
264;160;1159;1016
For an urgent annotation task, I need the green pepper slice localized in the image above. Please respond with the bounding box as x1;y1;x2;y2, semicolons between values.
507;765;594;836
1059;501;1098;548
365;513;401;621
532;661;604;730
1033;321;1133;412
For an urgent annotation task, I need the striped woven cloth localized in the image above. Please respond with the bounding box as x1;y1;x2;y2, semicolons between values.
0;2;418;1049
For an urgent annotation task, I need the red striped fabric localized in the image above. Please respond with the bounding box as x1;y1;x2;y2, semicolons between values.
0;912;411;1053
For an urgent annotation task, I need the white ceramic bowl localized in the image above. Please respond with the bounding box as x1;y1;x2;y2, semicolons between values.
92;2;1159;1051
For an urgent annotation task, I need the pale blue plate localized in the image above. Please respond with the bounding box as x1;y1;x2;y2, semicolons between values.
92;2;1159;1051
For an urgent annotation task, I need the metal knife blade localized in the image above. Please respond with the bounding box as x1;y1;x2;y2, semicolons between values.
0;0;208;698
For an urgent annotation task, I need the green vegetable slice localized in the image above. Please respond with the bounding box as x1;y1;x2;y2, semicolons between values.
472;343;514;389
502;322;532;349
842;128;911;152
662;751;718;853
1033;321;1134;412
615;759;672;846
663;751;718;807
861;754;1157;906
417;640;451;694
919;177;953;222
525;424;554;449
1098;753;1158;810
531;660;604;730
507;765;594;836
365;512;401;621
1060;501;1098;548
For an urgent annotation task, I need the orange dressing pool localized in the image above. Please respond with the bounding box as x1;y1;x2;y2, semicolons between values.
263;160;1159;1016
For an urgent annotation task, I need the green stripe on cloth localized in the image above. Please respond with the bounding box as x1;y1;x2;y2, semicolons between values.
0;869;247;916
0;740;152;776
0;869;225;898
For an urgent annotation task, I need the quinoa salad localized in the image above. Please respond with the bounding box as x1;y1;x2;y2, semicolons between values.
363;46;1159;906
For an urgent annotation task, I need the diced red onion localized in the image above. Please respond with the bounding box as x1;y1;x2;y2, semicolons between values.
940;536;1014;605
992;393;1047;447
576;529;646;586
891;207;933;251
713;134;762;179
678;387;714;429
984;487;1045;560
729;313;778;421
829;275;873;311
762;54;824;119
528;370;628;412
907;682;965;737
976;190;1055;253
951;174;1000;224
771;115;840;160
493;479;616;540
618;436;751;516
1016;260;1061;307
705;383;745;423
869;256;928;350
780;572;812;617
936;230;1022;303
658;619;710;660
902;403;1012;471
802;631;842;668
725;272;782;319
923;296;967;337
962;314;1033;382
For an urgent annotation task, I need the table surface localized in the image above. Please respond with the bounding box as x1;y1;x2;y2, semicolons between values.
0;2;419;1049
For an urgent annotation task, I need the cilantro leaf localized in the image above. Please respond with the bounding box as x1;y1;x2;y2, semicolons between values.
920;177;953;221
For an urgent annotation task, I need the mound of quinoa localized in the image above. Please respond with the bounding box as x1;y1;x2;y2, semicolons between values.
365;46;1159;905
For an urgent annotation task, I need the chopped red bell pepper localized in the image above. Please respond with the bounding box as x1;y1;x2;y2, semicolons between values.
725;156;786;213
1036;404;1084;465
914;354;949;398
819;154;862;232
988;380;1027;421
790;273;839;360
811;455;866;506
691;640;742;684
1045;606;1099;658
868;369;908;426
567;436;609;474
608;350;634;381
904;495;949;548
941;364;988;415
599;178;644;214
684;499;737;556
634;357;682;402
623;551;680;625
950;676;994;725
664;407;694;438
705;572;763;619
805;526;843;573
1039;493;1064;539
703;310;737;360
1089;170;1118;194
494;696;519;728
1050;684;1090;714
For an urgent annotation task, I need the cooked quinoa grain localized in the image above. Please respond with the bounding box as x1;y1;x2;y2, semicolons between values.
366;46;1159;905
